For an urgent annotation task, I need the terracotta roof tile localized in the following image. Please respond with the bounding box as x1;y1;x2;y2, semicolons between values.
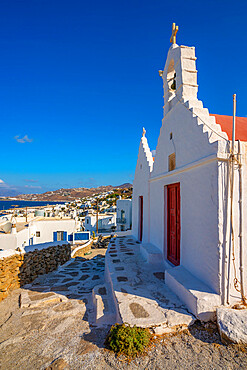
210;114;247;142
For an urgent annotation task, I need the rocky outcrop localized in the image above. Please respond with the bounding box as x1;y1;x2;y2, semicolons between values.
217;307;247;344
0;244;71;302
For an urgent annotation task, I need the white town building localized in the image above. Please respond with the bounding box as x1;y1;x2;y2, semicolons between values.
116;199;132;231
0;218;90;251
84;213;116;233
132;28;247;318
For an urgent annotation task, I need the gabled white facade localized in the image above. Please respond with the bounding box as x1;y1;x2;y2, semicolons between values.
132;42;247;311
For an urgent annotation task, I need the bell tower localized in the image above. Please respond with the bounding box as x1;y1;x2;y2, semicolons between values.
159;23;198;116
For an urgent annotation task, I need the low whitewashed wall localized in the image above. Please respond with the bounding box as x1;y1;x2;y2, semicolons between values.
71;240;92;257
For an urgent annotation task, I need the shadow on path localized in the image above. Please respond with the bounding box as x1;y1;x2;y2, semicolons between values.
23;253;106;326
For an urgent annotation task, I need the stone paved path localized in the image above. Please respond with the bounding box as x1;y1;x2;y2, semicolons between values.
21;253;106;323
0;250;109;370
0;247;247;369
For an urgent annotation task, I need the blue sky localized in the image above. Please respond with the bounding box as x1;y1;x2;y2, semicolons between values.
0;0;246;194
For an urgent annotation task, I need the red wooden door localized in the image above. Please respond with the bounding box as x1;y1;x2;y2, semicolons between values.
167;183;180;266
139;196;143;242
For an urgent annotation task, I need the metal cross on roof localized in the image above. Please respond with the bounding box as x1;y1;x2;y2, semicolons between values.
170;22;179;44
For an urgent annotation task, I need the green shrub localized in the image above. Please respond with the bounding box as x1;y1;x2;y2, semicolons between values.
105;324;151;358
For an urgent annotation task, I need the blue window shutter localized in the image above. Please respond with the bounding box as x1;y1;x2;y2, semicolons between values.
63;231;67;241
74;232;90;241
68;234;73;242
53;232;57;242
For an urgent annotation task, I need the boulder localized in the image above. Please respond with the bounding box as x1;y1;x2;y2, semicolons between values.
217;307;247;344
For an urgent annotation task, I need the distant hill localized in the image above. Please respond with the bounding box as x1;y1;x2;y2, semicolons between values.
116;183;132;189
0;188;19;197
8;183;132;202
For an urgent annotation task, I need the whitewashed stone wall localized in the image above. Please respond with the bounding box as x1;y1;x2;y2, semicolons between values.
132;136;153;243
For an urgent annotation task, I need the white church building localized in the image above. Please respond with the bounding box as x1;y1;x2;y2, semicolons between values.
132;25;247;317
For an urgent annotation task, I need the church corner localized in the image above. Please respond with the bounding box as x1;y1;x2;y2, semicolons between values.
131;23;247;321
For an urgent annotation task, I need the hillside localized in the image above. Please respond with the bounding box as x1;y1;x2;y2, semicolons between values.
9;183;132;202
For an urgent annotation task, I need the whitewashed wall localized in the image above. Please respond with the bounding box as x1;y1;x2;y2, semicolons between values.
31;220;76;244
152;103;219;177
150;161;220;293
132;136;153;243
218;141;247;304
16;228;30;249
148;98;225;294
0;234;17;251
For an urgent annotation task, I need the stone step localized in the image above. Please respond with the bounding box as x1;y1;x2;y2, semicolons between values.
165;266;221;322
191;106;209;120
20;290;68;308
184;100;228;143
184;99;203;110
140;243;166;267
196;115;225;136
197;115;218;128
92;283;117;325
104;237;195;331
195;116;228;143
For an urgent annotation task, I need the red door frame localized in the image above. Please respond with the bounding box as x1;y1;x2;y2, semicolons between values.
167;183;180;266
139;196;143;242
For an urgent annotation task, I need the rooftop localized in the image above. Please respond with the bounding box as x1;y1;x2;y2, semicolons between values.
211;114;247;142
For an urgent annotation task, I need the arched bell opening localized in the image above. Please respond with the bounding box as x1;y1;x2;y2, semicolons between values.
167;59;176;92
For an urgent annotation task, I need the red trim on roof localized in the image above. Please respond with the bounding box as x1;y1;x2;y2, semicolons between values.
210;114;247;142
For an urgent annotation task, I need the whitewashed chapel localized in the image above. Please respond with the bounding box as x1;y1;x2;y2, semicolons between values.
132;24;247;316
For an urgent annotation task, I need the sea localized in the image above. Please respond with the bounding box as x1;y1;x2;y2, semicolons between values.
0;200;65;213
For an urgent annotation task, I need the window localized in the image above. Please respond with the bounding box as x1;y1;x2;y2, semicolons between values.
121;210;125;222
168;153;176;171
86;219;89;224
36;231;40;237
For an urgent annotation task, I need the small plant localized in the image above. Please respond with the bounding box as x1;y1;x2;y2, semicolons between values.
105;323;151;358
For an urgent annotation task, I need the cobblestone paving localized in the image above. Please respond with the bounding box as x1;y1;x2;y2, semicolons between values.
25;255;105;299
